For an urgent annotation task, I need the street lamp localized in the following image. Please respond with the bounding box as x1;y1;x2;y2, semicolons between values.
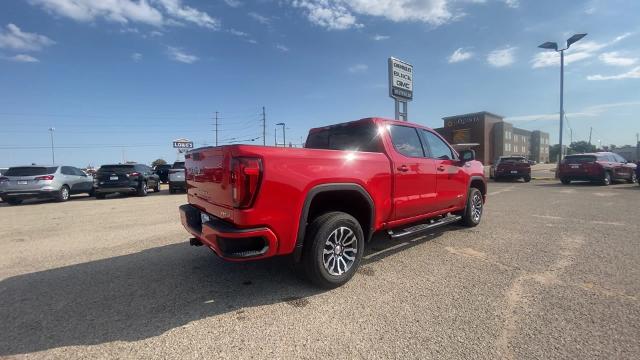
538;33;587;163
276;122;285;148
48;127;55;164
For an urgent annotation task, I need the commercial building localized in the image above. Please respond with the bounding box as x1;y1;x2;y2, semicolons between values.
612;144;640;162
435;111;550;164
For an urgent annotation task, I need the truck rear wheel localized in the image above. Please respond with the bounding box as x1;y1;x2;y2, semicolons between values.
460;187;483;227
302;212;364;288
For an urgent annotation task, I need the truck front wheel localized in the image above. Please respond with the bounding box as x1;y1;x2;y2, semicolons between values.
460;187;483;227
302;212;364;288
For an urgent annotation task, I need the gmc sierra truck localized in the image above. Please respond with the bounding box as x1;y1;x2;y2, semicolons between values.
180;117;486;288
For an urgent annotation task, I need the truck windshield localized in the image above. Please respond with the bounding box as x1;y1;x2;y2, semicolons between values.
305;122;382;153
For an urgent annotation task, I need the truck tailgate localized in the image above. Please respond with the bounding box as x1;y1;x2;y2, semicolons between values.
185;147;234;218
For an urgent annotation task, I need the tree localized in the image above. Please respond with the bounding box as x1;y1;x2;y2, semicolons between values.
549;144;561;163
151;159;167;168
568;141;596;155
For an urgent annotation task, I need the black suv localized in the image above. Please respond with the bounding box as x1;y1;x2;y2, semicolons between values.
154;164;172;183
94;164;160;199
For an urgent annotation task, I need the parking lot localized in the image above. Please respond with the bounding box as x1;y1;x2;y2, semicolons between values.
1;181;638;359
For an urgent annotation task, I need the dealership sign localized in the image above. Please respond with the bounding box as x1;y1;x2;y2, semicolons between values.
388;57;413;101
172;139;194;149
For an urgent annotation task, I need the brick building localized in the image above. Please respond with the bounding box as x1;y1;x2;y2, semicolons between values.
435;111;550;164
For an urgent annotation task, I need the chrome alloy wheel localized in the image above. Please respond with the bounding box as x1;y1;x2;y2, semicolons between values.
323;226;358;276
60;187;69;200
471;192;483;222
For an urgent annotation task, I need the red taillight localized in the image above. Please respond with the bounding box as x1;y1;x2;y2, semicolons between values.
127;172;141;177
231;157;262;208
35;175;54;181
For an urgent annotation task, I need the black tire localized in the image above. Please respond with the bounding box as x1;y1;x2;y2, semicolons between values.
523;175;531;183
88;188;95;197
301;212;364;289
95;192;106;199
626;172;637;184
137;182;148;196
154;181;161;192
5;198;23;205
494;176;500;182
57;185;70;202
460;187;483;227
601;172;611;186
169;187;176;194
561;178;571;185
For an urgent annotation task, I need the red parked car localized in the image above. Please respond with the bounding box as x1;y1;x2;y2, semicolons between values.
180;117;487;288
490;156;531;182
558;152;637;185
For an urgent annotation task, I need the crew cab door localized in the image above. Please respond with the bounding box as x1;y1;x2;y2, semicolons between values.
419;130;468;210
387;125;438;220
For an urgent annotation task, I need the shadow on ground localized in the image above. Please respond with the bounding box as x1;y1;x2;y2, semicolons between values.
0;225;448;356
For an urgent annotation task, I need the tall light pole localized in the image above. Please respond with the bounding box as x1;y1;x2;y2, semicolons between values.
538;33;587;162
276;123;285;148
48;127;55;164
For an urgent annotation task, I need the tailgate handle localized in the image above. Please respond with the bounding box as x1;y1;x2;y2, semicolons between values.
437;165;446;171
397;165;409;172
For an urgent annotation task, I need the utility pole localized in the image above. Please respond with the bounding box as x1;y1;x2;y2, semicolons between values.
570;127;573;145
214;111;219;146
262;106;266;146
274;128;277;146
588;127;593;145
48;127;55;164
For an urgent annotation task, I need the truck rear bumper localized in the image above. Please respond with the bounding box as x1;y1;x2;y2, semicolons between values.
179;204;279;261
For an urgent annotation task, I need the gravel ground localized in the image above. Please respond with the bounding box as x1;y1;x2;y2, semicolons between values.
1;181;638;359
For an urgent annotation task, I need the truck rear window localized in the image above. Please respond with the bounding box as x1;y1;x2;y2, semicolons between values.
500;157;527;163
4;167;58;176
305;123;382;153
172;162;185;169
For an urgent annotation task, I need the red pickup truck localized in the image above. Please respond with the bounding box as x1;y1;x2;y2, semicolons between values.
180;117;486;287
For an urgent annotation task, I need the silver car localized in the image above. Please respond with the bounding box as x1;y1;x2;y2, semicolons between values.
0;165;94;205
168;161;186;193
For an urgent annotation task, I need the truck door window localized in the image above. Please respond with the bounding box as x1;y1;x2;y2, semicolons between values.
389;125;425;157
422;130;454;160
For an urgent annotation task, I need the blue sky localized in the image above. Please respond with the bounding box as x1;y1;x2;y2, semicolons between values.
1;0;639;167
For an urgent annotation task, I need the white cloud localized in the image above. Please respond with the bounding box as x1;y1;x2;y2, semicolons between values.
291;0;361;30
0;23;55;51
506;101;640;121
29;0;164;26
28;0;218;29
531;33;634;69
131;52;143;62
5;54;40;62
503;0;519;8
229;28;248;37
291;0;456;29
587;66;640;81
448;47;473;63
599;52;637;67
348;63;368;73
276;44;289;52
156;0;219;29
248;12;271;25
167;46;198;63
224;0;242;7
487;47;516;67
372;34;389;41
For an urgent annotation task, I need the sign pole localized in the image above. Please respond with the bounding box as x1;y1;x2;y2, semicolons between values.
394;100;400;120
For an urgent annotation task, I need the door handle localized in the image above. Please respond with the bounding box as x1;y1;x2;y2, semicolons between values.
397;165;409;172
437;165;446;171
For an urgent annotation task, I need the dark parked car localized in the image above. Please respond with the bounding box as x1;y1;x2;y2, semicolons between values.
558;152;637;185
154;164;172;183
94;164;160;198
490;156;531;182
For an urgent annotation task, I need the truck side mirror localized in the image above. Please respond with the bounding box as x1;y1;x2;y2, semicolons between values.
459;149;475;162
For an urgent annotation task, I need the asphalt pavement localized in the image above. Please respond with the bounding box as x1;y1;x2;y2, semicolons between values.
1;181;639;359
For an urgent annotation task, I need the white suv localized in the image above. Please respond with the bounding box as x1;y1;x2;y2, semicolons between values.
168;161;186;194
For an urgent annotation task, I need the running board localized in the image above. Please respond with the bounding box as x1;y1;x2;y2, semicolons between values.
387;215;461;239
